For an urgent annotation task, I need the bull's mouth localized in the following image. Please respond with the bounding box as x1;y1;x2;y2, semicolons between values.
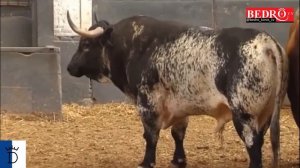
86;74;111;83
85;73;103;81
68;70;84;77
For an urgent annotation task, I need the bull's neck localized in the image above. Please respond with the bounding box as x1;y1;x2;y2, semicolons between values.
104;45;131;94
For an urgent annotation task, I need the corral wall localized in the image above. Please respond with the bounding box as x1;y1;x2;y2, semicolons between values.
1;0;298;104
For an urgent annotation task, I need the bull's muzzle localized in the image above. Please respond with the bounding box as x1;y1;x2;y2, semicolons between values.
67;64;83;77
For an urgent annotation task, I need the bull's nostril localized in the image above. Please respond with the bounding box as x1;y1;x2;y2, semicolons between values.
67;65;76;76
67;65;83;77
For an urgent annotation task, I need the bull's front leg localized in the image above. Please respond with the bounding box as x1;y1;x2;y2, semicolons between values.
137;91;160;168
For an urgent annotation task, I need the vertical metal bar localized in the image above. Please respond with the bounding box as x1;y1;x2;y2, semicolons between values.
81;78;95;106
212;0;217;29
79;0;82;28
89;78;93;99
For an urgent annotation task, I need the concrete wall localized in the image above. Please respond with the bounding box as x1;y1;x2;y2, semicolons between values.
93;0;213;26
1;0;298;104
93;0;297;52
0;6;32;46
0;6;31;17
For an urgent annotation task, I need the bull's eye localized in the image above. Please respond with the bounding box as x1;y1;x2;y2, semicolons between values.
83;43;89;48
82;40;90;52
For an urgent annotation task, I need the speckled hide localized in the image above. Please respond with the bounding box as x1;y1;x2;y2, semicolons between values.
67;15;288;168
139;28;287;131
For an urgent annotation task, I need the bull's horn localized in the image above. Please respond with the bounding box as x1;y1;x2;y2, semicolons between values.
94;12;99;23
67;11;104;38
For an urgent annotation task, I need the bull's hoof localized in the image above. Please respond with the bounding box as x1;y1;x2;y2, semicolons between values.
170;159;187;168
138;162;155;168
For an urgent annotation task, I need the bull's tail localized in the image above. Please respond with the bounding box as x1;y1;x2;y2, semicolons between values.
269;38;289;168
270;88;280;168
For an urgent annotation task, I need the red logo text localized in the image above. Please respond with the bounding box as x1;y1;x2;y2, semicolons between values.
246;7;294;23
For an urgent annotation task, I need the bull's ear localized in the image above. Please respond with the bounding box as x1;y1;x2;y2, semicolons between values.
104;27;113;35
100;27;113;45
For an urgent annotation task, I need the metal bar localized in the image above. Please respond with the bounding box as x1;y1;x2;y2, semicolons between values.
81;78;96;106
0;0;29;6
79;0;82;28
0;47;60;53
212;0;217;29
89;78;93;99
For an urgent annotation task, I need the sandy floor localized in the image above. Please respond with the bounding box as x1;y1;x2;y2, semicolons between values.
1;103;299;168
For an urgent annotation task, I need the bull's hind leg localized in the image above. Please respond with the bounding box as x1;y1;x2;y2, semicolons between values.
170;117;189;168
232;111;267;168
137;91;160;168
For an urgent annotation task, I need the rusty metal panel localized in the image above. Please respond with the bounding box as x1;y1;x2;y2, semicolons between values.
0;46;62;115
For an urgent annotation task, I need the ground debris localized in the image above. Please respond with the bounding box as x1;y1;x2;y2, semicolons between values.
1;104;299;168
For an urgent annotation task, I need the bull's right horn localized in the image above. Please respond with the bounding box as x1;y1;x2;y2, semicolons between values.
67;11;104;38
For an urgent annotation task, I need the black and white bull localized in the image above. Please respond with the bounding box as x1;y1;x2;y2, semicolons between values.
66;12;288;168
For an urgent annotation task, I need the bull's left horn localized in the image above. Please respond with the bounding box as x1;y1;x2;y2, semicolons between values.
94;12;99;23
67;11;104;38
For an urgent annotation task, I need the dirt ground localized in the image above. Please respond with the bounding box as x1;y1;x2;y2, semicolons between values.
1;103;299;168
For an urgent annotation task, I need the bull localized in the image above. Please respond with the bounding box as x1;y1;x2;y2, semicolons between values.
286;9;299;128
66;12;288;168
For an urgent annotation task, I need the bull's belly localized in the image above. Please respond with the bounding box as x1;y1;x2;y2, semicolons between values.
152;88;232;129
164;97;222;116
